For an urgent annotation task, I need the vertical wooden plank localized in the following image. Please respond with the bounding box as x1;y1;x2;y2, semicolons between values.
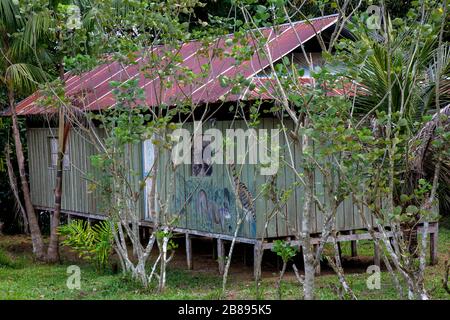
187;122;200;229
66;129;74;212
350;230;358;257
205;119;220;235
27;130;36;205
240;119;252;239
138;141;145;220
41;129;47;206
87;133;96;214
226;120;240;238
217;120;231;236
246;119;256;239
263;118;277;238
186;233;193;270
314;167;324;234
374;241;381;267
34;129;41;206
31;129;38;206
352;190;362;230
430;228;438;265
161;142;169;223
217;238;225;275
344;196;354;231
82;130;89;213
47;128;53;208
254;120;268;239
184;121;194;231
336;199;346;231
181;145;189;229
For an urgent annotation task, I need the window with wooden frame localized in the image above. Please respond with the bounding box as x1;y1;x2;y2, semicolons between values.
191;134;212;177
48;137;70;170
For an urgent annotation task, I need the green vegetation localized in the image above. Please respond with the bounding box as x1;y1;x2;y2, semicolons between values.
1;223;448;300
58;220;114;273
0;248;15;268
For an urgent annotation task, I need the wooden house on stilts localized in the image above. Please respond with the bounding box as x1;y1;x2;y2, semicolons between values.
7;14;439;277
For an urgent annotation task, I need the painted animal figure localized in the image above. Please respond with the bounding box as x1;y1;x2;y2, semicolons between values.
229;164;256;236
197;189;231;231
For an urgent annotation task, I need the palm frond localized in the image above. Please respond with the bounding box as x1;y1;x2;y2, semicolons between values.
0;0;23;32
19;10;55;55
350;18;439;123
422;43;450;111
5;63;47;94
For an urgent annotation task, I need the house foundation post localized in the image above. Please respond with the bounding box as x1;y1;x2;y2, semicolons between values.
350;231;357;257
217;238;225;275
186;233;193;270
430;223;438;265
314;244;321;276
374;241;381;267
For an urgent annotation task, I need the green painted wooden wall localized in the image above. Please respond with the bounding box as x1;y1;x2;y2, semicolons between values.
28;121;373;240
27;127;144;218
152;119;374;239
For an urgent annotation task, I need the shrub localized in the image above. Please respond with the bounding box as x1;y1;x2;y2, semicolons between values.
58;220;114;273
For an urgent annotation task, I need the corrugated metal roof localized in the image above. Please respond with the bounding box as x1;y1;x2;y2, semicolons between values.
13;14;340;116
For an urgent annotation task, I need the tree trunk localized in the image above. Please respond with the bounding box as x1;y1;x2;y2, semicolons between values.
303;255;316;300
300;119;316;300
47;63;69;263
301;167;316;300
47;111;70;262
9;89;45;260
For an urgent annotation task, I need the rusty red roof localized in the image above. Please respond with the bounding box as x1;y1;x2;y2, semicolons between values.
13;14;340;116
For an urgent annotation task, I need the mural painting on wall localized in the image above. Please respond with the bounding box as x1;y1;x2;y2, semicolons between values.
197;188;231;232
174;172;257;238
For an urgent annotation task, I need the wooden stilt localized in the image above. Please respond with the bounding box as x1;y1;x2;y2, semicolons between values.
139;227;144;241
314;244;321;276
217;238;225;275
49;211;53;233
254;241;263;281
430;226;438;266
143;227;148;241
350;231;357;257
337;241;343;260
295;245;303;268
185;233;193;270
67;213;72;224
374;241;381;267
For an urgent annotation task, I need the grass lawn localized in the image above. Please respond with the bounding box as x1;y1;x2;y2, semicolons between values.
0;220;449;300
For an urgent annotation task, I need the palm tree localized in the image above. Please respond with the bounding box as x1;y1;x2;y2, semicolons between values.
348;18;448;123
343;15;449;192
0;0;46;260
341;13;449;255
19;0;104;262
